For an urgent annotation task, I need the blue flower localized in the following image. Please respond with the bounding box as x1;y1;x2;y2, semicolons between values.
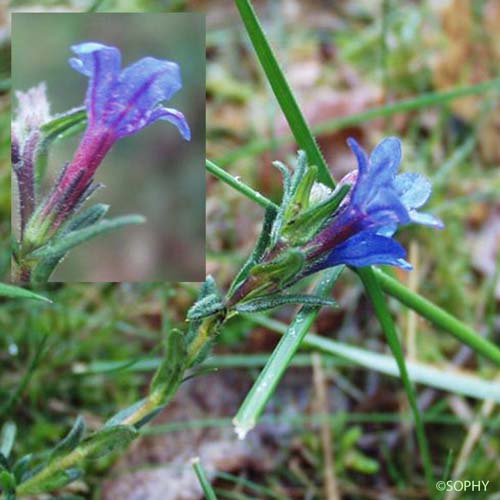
69;42;191;141
304;137;443;272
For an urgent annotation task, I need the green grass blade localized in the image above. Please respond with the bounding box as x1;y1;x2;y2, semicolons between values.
234;0;333;187
79;351;500;403
374;268;500;366
245;317;500;403
216;78;500;166
215;471;287;500
356;267;435;493
0;283;51;302
192;458;218;500
233;266;343;438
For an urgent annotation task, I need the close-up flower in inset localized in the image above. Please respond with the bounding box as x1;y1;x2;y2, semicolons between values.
12;28;200;284
32;42;191;236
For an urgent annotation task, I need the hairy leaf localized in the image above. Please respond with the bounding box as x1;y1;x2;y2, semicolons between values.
31;215;145;260
235;293;337;313
49;416;85;462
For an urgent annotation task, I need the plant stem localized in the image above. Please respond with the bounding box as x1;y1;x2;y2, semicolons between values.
186;315;223;367
16;447;86;496
120;397;159;426
206;159;276;210
15;397;150;497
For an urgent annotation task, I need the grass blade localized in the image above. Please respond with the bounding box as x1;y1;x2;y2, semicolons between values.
216;78;500;166
356;267;435;493
233;266;343;439
374;268;500;366
192;457;218;500
234;0;333;187
244;318;500;403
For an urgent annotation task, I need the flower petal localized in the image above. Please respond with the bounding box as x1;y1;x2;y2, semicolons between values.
408;210;444;229
365;187;411;227
110;57;182;136
346;137;368;176
349;137;402;208
69;43;121;123
324;230;412;269
146;107;191;141
395;172;431;209
369;136;402;178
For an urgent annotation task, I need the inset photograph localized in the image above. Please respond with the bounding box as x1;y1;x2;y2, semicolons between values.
11;13;205;282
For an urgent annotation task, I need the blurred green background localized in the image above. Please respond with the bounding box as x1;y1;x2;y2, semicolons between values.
12;13;205;282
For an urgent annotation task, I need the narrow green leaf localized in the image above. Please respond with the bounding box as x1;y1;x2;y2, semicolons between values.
39;107;87;137
78;426;137;460
287;160;317;215
104;398;148;428
0;283;51;302
187;294;225;321
288;150;308;199
67;203;110;232
49;416;85;462
206;159;275;210
235;293;337;314
31;215;145;260
149;329;187;405
374;268;500;366
30;205;111;283
227;205;277;297
36;108;87;187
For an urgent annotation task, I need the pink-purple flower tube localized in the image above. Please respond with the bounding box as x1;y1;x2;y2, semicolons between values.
13;42;191;283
